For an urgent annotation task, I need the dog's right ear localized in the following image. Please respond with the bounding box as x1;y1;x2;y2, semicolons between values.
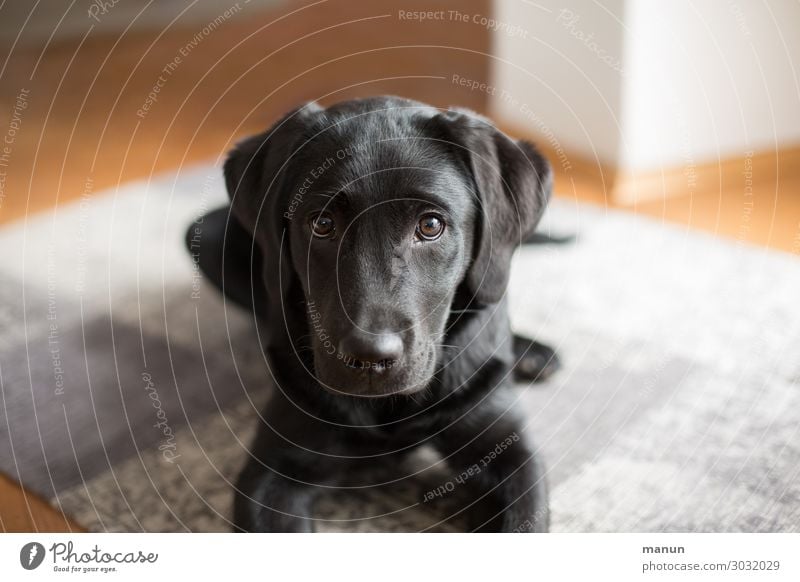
223;102;325;337
224;102;324;234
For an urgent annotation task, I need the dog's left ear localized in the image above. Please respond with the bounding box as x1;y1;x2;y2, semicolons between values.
434;109;553;304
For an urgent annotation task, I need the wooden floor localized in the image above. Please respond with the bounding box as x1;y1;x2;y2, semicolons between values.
0;0;490;227
0;474;82;532
0;0;798;532
617;148;800;254
524;139;800;255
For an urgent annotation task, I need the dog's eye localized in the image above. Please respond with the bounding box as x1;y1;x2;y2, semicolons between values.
416;213;445;241
310;213;335;238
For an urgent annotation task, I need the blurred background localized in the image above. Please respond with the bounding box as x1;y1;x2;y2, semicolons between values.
0;0;798;532
2;0;798;247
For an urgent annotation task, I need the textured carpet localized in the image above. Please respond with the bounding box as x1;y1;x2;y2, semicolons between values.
1;165;798;532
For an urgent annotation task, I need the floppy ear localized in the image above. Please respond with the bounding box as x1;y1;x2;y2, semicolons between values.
434;108;553;304
223;102;325;340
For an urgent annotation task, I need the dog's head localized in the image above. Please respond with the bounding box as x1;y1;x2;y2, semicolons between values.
224;96;551;397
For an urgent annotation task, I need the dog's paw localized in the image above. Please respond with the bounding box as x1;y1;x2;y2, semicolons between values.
512;335;560;383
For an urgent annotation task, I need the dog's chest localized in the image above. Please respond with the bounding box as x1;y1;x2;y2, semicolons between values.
338;397;443;448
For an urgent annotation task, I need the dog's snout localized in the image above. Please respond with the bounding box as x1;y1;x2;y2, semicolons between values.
338;330;403;372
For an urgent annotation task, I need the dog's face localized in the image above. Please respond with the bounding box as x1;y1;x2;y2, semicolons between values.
224;97;552;397
288;132;477;396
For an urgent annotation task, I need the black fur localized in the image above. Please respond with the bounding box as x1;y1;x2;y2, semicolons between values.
192;96;557;532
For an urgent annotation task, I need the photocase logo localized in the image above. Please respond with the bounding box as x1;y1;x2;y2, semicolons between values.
20;542;46;570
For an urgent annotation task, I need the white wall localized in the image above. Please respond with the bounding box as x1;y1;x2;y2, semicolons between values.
620;0;800;170
491;0;626;166
490;0;800;172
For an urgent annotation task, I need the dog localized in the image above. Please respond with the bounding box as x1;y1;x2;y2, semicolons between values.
189;96;557;532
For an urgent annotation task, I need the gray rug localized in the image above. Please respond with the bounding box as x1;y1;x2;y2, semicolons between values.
1;165;798;532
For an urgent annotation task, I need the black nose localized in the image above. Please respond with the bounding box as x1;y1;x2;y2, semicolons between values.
338;330;403;372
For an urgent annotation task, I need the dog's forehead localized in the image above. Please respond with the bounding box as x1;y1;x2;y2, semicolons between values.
329;111;441;167
296;113;469;208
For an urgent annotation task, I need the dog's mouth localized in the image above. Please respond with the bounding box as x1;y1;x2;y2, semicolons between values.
340;355;399;373
310;343;436;397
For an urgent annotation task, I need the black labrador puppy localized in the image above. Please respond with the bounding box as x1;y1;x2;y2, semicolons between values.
190;96;557;532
